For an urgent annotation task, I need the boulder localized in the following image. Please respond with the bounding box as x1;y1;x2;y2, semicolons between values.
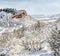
12;10;27;18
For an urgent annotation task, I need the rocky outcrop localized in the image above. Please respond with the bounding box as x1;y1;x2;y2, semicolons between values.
0;11;60;56
12;10;27;18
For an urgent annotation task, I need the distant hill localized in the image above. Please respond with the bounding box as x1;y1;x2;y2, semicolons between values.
49;14;60;19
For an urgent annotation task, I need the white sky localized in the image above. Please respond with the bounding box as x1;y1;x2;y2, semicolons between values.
0;0;60;15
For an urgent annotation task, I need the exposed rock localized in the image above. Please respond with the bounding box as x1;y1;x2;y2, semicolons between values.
12;10;27;18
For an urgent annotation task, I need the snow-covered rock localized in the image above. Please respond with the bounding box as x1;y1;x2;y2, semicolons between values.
0;11;60;56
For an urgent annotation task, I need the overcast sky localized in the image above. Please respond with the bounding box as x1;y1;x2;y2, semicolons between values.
0;0;60;15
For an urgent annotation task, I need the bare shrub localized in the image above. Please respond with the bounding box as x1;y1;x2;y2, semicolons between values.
49;29;60;56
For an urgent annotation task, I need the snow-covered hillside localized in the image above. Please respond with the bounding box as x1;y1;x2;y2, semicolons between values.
31;15;50;20
0;11;60;56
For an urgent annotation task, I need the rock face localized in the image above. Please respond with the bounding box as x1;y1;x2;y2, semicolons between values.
0;11;60;56
12;10;27;18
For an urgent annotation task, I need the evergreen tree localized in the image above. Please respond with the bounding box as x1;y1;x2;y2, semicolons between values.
0;8;17;15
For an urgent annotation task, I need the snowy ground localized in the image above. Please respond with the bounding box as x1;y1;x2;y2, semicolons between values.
0;11;60;56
